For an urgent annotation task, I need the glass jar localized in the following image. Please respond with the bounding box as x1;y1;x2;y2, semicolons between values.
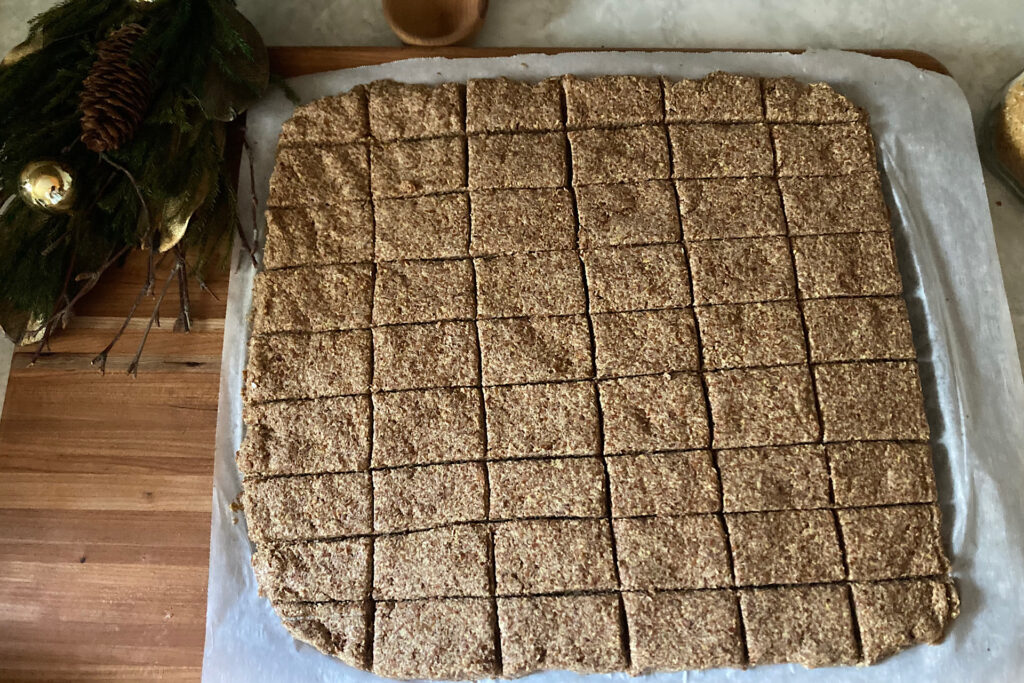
979;68;1024;202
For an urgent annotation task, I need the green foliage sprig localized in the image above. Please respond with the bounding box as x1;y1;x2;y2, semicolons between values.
0;0;267;371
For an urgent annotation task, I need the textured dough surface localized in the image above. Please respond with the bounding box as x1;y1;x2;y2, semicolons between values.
242;73;956;679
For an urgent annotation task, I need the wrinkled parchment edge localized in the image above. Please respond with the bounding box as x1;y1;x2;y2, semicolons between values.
203;50;1024;683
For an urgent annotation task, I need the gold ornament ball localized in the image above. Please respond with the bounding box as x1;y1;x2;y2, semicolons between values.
18;160;76;214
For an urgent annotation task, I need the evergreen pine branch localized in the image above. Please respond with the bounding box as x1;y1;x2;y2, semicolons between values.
0;0;267;370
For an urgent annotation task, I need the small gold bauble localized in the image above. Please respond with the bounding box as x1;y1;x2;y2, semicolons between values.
18;160;76;214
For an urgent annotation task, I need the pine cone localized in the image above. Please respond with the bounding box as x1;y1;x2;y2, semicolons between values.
80;24;151;153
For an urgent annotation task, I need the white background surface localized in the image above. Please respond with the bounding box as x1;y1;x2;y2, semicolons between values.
1;0;1022;396
203;48;1024;683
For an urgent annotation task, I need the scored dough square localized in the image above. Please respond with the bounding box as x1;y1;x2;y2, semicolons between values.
478;314;592;385
498;594;626;676
563;74;663;128
263;202;373;269
852;578;957;664
677;178;785;240
804;296;916;362
372;387;485;467
373;524;491;600
569;126;671;185
695;301;806;370
374;193;469;261
278;86;368;145
607;451;720;517
773;123;876;176
727;509;844;586
488;456;607;519
600;373;710;453
779;173;890;234
493;518;617;594
740;585;859;667
838;504;948;580
485;382;600;458
239;396;370;476
614;516;732;590
592;308;699;377
664;72;763;123
470;188;575;255
815;361;929;441
277;601;370;670
371;137;466;198
251;264;372;333
669;123;773;178
705;365;819;448
717;444;831;512
583;244;691;312
373;321;479;391
374;598;497;680
792;232;902;299
268;144;369;205
576;181;680;248
764;77;863;123
245;330;371;402
624;590;744;673
367;80;463;141
829;441;937;507
688;237;796;305
468;132;567;190
253;538;371;602
373;259;475;325
372;462;488;533
466;77;562;134
475;251;585;318
243;472;371;542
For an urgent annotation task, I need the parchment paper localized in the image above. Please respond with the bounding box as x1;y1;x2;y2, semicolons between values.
202;50;1024;683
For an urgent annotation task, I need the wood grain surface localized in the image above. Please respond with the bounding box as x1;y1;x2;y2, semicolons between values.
0;46;947;682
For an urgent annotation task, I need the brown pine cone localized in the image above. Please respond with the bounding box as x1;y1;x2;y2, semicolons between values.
79;23;151;153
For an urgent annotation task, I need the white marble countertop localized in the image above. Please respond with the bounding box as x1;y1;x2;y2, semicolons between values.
2;0;1023;378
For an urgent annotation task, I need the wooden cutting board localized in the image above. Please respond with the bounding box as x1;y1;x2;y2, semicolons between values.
0;46;948;682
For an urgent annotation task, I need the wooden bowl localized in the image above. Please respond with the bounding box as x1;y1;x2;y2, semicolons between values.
382;0;488;47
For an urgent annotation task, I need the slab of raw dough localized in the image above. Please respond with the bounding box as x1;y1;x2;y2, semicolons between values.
372;461;488;533
613;515;732;590
493;518;617;594
244;73;956;679
238;396;370;476
606;451;719;517
488;456;607;519
727;509;845;586
498;594;626;675
575;180;680;248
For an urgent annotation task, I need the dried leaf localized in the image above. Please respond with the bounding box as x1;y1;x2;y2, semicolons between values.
200;7;269;121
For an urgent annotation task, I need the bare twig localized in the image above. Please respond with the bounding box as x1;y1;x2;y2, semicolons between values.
91;277;150;375
28;318;55;367
100;152;152;239
91;250;171;374
174;243;192;333
127;262;179;378
29;244;133;340
146;231;156;295
28;249;78;366
196;275;221;302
